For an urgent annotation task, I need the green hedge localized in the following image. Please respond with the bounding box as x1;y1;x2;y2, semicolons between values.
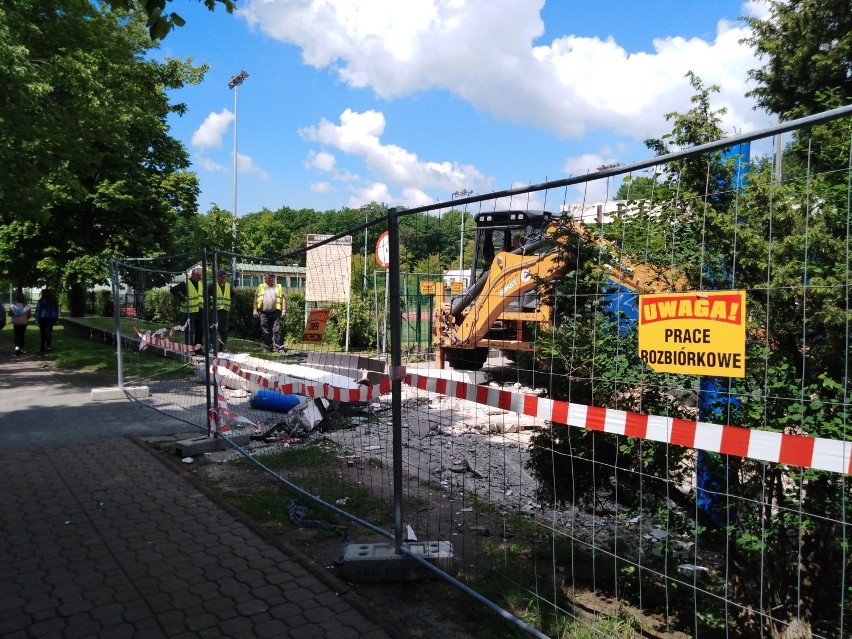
137;287;375;349
143;289;183;325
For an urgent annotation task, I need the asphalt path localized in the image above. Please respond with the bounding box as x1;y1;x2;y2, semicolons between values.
0;345;193;452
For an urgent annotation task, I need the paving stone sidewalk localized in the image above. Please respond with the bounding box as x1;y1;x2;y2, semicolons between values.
0;439;394;639
0;344;394;639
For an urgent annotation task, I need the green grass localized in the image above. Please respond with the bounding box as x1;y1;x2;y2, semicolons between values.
252;440;345;468
9;314;307;386
1;321;190;387
246;441;395;524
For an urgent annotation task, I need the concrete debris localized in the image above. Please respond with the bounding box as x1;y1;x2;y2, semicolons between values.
305;366;722;581
677;564;709;579
646;528;669;542
464;457;485;478
301;397;328;428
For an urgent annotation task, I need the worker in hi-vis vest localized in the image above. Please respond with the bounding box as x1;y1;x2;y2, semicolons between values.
208;268;235;351
254;272;286;353
170;267;205;351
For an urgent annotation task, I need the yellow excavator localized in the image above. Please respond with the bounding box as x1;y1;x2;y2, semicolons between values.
433;209;683;370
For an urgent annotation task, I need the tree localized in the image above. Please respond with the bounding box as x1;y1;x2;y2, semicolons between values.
106;0;236;40
614;175;659;202
744;0;852;120
631;80;852;636
0;1;205;308
525;73;852;635
644;72;734;211
237;209;297;259
170;204;237;256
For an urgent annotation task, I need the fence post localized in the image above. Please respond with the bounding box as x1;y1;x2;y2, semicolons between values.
110;258;124;388
387;207;404;552
415;291;422;351
201;248;213;437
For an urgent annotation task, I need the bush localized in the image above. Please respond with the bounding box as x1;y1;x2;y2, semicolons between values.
96;290;112;317
281;292;306;343
322;298;375;349
143;289;182;325
229;288;262;341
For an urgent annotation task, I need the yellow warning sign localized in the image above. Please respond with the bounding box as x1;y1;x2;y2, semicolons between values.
419;281;437;295
300;309;330;344
637;291;746;377
450;281;465;294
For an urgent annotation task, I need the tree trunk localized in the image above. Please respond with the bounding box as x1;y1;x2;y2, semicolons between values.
68;281;86;317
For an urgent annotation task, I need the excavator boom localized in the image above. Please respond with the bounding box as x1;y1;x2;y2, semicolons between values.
433;210;683;370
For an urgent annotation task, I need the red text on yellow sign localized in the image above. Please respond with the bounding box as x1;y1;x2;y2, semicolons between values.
637;291;746;377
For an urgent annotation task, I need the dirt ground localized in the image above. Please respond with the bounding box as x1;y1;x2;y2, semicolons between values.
152;435;518;639
147;360;700;639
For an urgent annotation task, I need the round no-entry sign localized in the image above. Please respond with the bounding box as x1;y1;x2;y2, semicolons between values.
375;231;390;268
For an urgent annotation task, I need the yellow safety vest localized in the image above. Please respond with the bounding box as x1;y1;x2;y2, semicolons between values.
186;279;203;313
255;283;284;311
215;282;232;311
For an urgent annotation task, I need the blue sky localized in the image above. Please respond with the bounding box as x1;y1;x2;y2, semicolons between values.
153;0;773;217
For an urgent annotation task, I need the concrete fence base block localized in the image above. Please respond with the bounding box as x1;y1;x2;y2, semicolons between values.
339;541;454;582
173;434;252;457
91;386;150;401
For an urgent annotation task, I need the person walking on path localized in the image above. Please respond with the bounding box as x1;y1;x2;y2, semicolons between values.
255;272;286;353
9;293;31;356
34;288;60;353
170;267;205;352
208;268;234;351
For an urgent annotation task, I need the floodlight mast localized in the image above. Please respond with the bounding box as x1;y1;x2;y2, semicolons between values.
453;189;473;277
228;71;249;282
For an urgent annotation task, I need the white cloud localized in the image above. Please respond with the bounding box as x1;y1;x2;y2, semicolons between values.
242;0;767;142
304;151;337;173
237;152;269;179
190;111;270;180
561;153;622;203
342;181;437;210
300;108;492;200
741;0;771;20
192;109;234;150
195;156;229;173
346;182;393;209
310;181;335;193
400;186;438;209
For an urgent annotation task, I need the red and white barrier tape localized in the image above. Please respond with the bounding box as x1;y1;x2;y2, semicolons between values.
138;334;852;474
208;366;261;434
405;373;852;475
211;357;392;403
134;327;201;354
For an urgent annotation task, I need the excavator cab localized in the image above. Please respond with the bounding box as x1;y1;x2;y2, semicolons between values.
434;210;557;370
471;211;550;275
464;209;553;316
